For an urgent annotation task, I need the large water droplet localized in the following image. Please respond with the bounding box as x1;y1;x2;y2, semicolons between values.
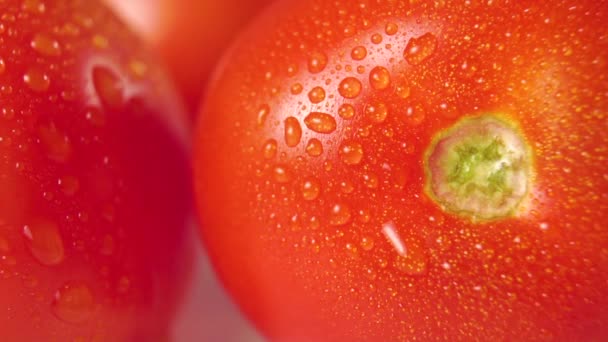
369;66;391;90
301;178;321;201
22;220;65;266
256;104;270;127
305;138;323;157
351;46;367;60
339;140;364;165
31;33;61;56
338;103;355;120
404;32;438;65
329;203;352;226
338;77;362;99
52;282;94;324
304;112;337;134
307;86;326;104
385;22;399;36
92;66;124;109
365;102;388;123
284;116;302;147
371;33;383;44
23;68;50;92
308;51;328;73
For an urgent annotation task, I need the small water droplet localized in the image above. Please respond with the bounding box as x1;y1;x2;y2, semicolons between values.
22;220;65;266
338;103;355;120
329;203;352;226
305;138;323;156
365;102;388;123
404;104;425;126
22;0;46;13
286;64;299;77
338;77;362;99
362;172;379;189
92;34;109;49
92;66;124;109
304;112;337;134
85;107;105;126
52;282;94;324
290;83;303;95
340;180;355;194
273;165;291;183
385;22;398;35
31;33;61;56
351;46;367;60
256;104;270;127
307;86;326;103
361;237;375;251
284;117;302;147
301;178;321;201
345;243;360;259
395;82;411;99
371;33;383;44
308;51;328;73
369;66;391;90
24;68;50;92
339;140;364;165
0;58;6;74
404;32;438;65
262;139;278;159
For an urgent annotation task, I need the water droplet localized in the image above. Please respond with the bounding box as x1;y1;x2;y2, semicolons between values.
92;66;124;109
262;139;278;159
351;46;367;60
284;117;302;147
365;102;388;123
38;123;72;162
22;0;46;13
404;104;425;126
345;243;360;259
395;82;411;99
308;51;328;73
0;58;5;74
404;32;438;65
85;107;105;126
307;86;326;103
23;68;50;92
304;112;337;134
286;64;298;77
338;77;362;99
339;140;364;165
329;203;352;226
31;33;61;56
305;138;323;157
273;165;291;183
361;237;375;251
92;34;109;49
290;83;303;95
371;33;383;44
340;180;354;194
385;22;398;35
59;176;80;196
22;220;65;266
369;66;391;90
52;282;94;324
362;172;379;189
301;178;321;201
394;251;427;275
256;104;270;127
338;103;355;119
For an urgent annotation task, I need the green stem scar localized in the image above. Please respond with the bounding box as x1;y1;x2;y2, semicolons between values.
424;115;532;220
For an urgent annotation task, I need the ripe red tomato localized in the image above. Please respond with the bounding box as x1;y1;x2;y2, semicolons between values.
103;0;272;114
195;0;608;341
0;1;192;340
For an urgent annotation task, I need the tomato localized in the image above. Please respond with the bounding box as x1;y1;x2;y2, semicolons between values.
103;0;272;114
0;0;192;340
195;0;608;341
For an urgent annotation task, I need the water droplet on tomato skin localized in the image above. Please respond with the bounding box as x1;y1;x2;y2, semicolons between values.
305;138;323;157
338;77;362;99
339;140;364;165
338;103;355;120
304;112;337;134
370;33;383;44
329;203;352;226
369;66;391;90
256;104;271;127
301;178;321;201
22;220;65;266
30;33;61;56
308;51;328;73
273;165;291;184
51;282;94;324
351;46;367;60
361;237;375;251
404;32;438;65
385;22;398;36
291;83;303;95
262;139;278;159
22;0;46;14
284;116;302;147
365;102;388;123
308;86;326;103
0;58;6;74
23;68;50;92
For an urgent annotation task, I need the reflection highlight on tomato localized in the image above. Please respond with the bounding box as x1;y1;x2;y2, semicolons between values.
0;0;191;340
195;0;608;341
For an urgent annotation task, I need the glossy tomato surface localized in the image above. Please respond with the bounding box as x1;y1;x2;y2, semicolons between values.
104;0;272;114
0;0;192;340
195;0;608;341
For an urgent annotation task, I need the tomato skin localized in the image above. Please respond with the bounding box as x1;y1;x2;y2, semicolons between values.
103;0;272;114
0;1;191;340
195;0;608;341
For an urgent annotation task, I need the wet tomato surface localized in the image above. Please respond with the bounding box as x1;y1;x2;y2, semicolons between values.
195;0;608;341
0;0;191;340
